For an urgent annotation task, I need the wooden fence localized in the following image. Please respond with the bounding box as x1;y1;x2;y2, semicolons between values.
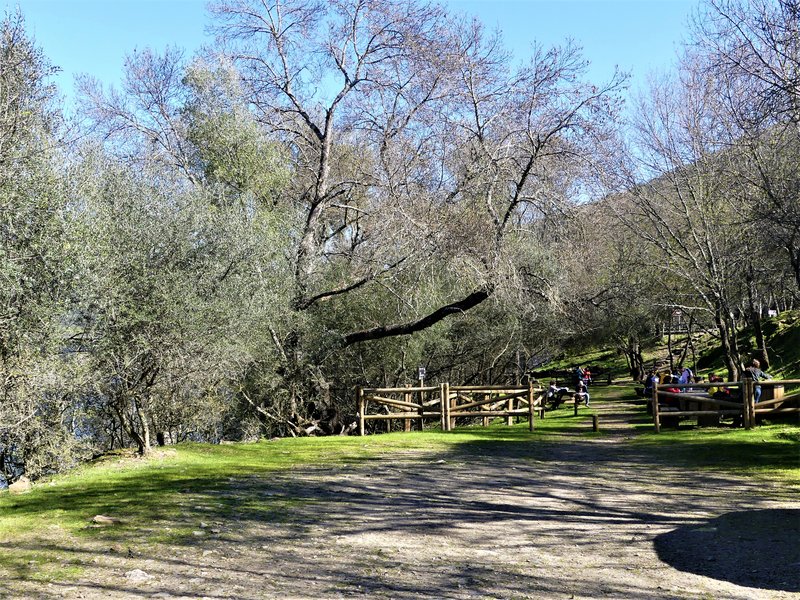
752;379;800;422
652;379;800;432
357;383;547;435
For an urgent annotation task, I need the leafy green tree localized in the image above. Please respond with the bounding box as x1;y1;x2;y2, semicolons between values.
184;59;289;206
68;146;293;452
0;11;80;481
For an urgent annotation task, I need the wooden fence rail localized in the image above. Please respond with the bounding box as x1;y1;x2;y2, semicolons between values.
752;379;800;423
358;382;547;436
652;379;800;432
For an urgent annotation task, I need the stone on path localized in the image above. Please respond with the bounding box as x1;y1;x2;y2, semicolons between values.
124;568;153;583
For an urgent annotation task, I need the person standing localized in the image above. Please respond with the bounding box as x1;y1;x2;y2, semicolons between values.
744;359;771;403
573;366;585;390
643;369;657;397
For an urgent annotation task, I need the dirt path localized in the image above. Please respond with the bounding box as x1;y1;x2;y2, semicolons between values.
7;399;800;599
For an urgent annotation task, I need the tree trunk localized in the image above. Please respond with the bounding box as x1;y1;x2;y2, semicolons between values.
745;263;770;369
343;285;493;345
666;328;674;374
787;236;800;294
111;396;151;456
715;309;741;381
752;311;769;369
623;338;644;381
134;398;151;455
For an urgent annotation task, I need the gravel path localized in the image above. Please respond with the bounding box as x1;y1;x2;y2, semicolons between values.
6;398;799;599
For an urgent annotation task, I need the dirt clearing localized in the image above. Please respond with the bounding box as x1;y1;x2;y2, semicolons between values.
3;399;798;599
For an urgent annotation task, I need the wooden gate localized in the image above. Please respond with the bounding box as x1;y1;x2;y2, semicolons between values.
357;385;441;435
358;383;546;435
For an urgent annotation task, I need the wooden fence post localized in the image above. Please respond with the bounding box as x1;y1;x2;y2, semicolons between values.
528;383;535;432
741;380;748;429
404;384;411;432
446;383;453;431
358;387;365;436
744;379;753;430
653;386;661;433
418;378;425;431
482;392;490;427
506;395;514;426
440;383;447;431
540;388;546;419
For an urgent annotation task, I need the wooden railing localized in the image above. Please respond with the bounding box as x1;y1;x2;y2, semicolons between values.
358;383;547;436
752;379;800;421
652;378;800;432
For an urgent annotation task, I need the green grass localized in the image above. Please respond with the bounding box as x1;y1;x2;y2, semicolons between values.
538;347;630;379
605;376;800;484
763;312;800;378
537;311;800;383
0;411;594;541
655;310;800;379
633;423;800;482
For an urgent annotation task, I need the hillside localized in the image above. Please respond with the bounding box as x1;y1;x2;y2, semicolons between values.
540;310;800;384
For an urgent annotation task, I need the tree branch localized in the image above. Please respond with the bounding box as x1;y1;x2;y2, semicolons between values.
343;284;494;345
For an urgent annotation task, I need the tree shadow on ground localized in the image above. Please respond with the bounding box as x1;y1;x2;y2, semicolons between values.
654;509;800;592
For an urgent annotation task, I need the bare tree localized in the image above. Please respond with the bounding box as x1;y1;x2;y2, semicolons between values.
209;0;625;348
77;47;200;183
621;59;749;379
693;0;800;293
694;0;800;131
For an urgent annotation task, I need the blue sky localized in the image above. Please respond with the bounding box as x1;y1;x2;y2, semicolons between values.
12;0;699;103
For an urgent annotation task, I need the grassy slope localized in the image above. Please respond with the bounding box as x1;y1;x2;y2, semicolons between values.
762;311;800;377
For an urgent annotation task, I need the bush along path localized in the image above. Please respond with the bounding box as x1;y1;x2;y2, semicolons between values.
0;384;798;599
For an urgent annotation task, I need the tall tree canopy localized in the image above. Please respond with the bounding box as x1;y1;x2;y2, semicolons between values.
3;0;800;480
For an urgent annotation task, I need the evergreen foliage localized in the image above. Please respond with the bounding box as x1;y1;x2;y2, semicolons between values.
0;1;798;482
